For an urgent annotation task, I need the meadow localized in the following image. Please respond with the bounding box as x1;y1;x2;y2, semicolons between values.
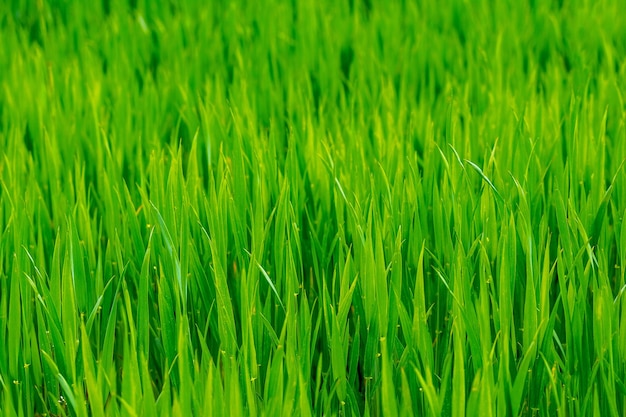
1;0;626;415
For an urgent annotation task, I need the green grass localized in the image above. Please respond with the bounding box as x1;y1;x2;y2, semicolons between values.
1;0;626;415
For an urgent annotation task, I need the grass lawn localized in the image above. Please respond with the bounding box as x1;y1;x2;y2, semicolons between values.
1;0;626;415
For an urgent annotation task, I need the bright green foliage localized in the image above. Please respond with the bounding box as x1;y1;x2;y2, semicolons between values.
1;0;626;415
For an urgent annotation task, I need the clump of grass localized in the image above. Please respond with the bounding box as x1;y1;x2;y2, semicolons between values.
1;0;626;415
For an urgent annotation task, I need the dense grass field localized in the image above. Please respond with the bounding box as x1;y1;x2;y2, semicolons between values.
1;0;626;415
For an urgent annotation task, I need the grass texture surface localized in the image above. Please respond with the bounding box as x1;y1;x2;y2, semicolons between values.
1;0;626;415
